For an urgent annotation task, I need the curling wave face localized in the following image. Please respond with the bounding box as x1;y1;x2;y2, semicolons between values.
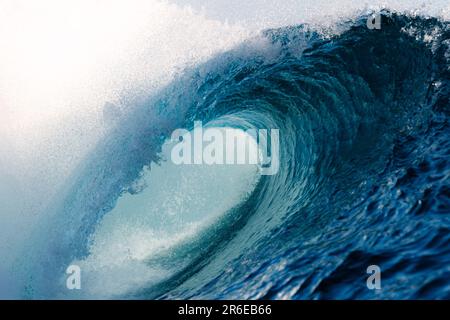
16;11;450;299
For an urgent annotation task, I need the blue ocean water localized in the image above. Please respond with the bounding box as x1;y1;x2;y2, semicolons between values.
19;11;450;299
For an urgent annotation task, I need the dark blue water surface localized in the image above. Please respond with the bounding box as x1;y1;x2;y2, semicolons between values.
23;12;450;299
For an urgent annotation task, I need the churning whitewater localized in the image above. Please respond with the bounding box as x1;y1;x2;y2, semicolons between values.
1;4;449;299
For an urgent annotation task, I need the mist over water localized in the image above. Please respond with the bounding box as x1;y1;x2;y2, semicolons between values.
0;0;449;299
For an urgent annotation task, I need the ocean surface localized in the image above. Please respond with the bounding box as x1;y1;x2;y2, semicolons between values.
3;9;450;299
